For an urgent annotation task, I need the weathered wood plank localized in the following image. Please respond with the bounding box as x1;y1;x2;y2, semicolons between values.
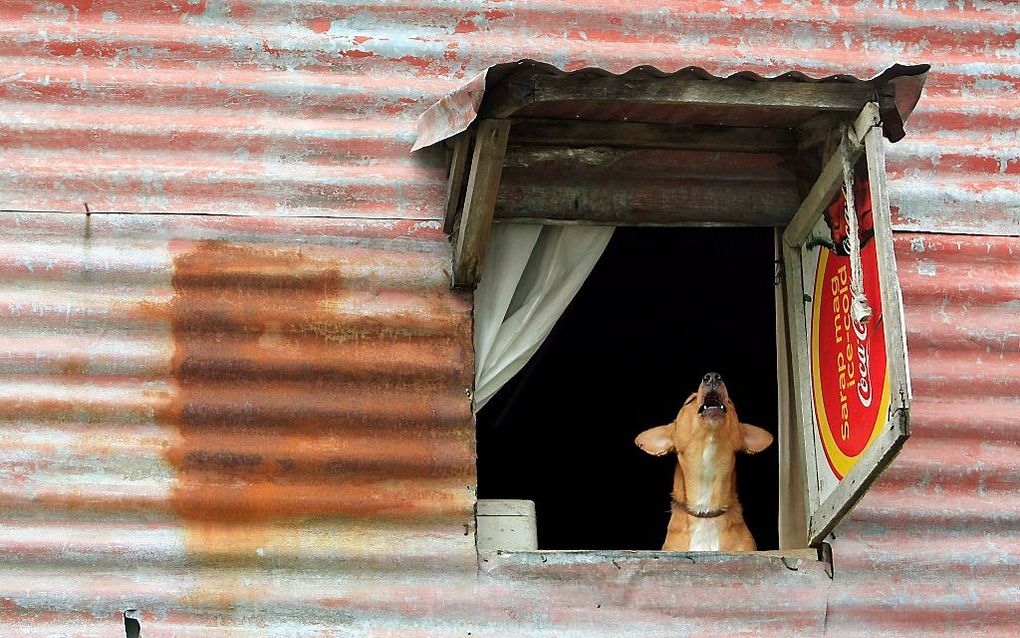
494;178;800;227
454;119;511;286
509;119;796;153
782;103;880;248
776;231;809;550
865;123;912;410
781;241;822;527
443;132;471;235
487;75;880;118
478;549;827;578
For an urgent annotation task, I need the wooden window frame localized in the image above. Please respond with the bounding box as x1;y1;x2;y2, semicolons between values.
781;103;912;545
448;95;911;553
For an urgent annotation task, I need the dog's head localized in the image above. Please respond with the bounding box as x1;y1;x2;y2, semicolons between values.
634;372;773;458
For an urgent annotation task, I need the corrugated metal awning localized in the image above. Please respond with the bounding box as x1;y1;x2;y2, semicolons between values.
413;60;930;151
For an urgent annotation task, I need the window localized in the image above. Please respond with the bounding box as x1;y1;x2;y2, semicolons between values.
414;60;928;555
477;226;780;550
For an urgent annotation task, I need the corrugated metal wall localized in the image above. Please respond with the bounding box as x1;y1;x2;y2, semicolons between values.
2;1;1017;233
0;212;482;636
1;2;1017;636
830;232;1020;637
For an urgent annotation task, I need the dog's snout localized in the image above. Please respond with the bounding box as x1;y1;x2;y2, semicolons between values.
703;372;722;386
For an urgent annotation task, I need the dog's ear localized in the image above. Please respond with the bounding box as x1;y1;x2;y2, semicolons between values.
740;424;774;454
635;424;676;456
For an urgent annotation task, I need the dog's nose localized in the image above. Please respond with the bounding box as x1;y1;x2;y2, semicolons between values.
703;372;722;386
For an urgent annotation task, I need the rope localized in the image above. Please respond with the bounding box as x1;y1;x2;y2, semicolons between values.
841;126;872;326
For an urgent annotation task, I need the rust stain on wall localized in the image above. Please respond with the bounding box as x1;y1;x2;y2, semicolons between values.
158;239;476;569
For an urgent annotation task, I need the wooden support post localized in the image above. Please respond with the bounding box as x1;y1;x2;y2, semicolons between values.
453;119;511;287
443;132;471;235
781;240;822;527
776;231;808;550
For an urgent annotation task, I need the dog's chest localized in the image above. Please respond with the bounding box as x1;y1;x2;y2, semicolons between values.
695;435;719;509
688;434;722;551
689;518;720;552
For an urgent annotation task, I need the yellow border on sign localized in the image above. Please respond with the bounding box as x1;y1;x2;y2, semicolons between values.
810;248;891;480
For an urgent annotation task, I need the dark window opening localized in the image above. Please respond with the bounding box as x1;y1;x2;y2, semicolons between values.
477;226;779;551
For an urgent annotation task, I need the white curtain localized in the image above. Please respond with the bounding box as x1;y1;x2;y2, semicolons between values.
473;223;614;411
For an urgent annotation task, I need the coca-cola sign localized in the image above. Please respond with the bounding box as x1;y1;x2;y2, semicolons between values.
810;177;891;480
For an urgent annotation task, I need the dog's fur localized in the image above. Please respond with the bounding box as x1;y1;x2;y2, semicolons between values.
635;373;773;552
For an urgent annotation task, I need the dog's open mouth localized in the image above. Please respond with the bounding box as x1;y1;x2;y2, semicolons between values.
698;390;727;416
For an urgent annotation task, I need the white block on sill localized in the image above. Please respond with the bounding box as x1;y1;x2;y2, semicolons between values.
476;499;538;551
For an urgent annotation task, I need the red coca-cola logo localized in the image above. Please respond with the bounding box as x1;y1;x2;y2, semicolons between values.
810;181;890;480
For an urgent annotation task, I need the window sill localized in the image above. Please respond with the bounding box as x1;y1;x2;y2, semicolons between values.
477;548;830;580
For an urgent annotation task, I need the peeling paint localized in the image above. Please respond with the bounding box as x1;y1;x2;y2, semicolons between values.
915;259;938;276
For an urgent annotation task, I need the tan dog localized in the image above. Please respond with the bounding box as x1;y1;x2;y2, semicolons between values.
635;372;773;552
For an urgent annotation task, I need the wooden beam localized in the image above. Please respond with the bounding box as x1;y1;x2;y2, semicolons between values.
775;230;808;550
781;240;823;526
487;75;880;118
443;132;471;235
782;103;880;248
494;179;800;227
453;119;511;287
508;119;796;153
864;121;912;409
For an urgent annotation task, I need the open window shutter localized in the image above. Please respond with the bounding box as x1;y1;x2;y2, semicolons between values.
782;102;912;546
